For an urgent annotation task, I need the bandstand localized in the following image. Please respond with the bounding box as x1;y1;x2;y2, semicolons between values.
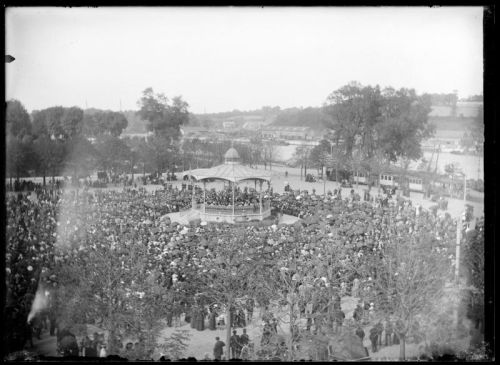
183;147;272;224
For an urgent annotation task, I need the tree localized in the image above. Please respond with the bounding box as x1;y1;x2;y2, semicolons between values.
293;145;314;179
360;231;451;360
94;135;132;174
6;99;32;137
309;140;331;177
83;110;128;138
137;88;189;143
147;135;177;175
33;135;65;185
60;107;84;140
324;82;382;159
461;218;485;334
6;133;36;183
32;106;65;139
262;141;278;170
469;105;484;154
323;82;434;165
191;227;276;354
50;208;179;358
64;136;97;181
375;88;434;163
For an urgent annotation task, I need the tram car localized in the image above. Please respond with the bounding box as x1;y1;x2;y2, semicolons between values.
326;167;429;194
408;176;425;192
352;171;369;185
379;173;399;188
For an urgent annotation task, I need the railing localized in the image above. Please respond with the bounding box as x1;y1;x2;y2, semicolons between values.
201;208;272;219
200;200;271;215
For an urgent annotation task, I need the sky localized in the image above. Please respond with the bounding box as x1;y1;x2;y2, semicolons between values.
6;6;484;114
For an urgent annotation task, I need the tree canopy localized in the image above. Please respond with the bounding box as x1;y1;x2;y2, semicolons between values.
83;110;128;138
137;88;189;143
6;99;32;138
322;82;434;166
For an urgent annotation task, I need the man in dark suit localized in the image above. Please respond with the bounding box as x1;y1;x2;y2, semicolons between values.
230;330;242;359
213;336;225;360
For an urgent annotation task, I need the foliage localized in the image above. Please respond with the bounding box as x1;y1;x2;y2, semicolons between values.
376;88;434;162
137;88;189;143
52;213;172;357
273;107;329;131
357;230;451;359
428;92;458;107
6;99;32;137
32;106;66;139
324;82;383;159
94;135;132;173
122;110;149;134
461;218;484;330
309;140;331;170
322;82;434;167
83;110;128;137
33;135;65;181
63;136;97;178
123;136;155;174
6;134;36;179
157;329;192;360
469;105;484;154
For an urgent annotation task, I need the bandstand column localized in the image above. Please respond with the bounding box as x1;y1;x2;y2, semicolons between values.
232;181;236;217
259;180;263;215
203;180;206;214
191;176;196;209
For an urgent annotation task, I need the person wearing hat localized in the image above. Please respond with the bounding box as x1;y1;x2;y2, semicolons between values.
208;306;217;330
356;326;365;342
213;336;225;360
369;325;379;353
384;318;393;347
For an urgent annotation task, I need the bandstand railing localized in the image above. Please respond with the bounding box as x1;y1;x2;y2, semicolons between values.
192;200;271;217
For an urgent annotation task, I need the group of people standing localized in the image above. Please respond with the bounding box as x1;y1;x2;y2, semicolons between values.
213;328;251;360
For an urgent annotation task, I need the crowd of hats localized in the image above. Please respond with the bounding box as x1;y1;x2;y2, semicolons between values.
5;184;461;356
199;186;264;208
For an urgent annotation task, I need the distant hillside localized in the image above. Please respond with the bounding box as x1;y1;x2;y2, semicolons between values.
193;106;280;129
271;107;329;131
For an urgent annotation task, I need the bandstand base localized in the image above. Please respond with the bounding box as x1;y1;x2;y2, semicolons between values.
199;210;271;224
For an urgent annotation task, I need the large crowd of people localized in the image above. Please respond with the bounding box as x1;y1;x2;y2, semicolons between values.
5;178;473;360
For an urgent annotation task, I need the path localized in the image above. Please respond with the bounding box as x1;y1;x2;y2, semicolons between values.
31;295;432;361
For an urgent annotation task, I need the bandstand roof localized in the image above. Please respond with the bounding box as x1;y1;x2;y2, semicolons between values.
184;163;272;183
182;147;272;183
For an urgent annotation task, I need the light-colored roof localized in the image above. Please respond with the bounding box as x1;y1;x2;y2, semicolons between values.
184;163;272;183
224;147;240;160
